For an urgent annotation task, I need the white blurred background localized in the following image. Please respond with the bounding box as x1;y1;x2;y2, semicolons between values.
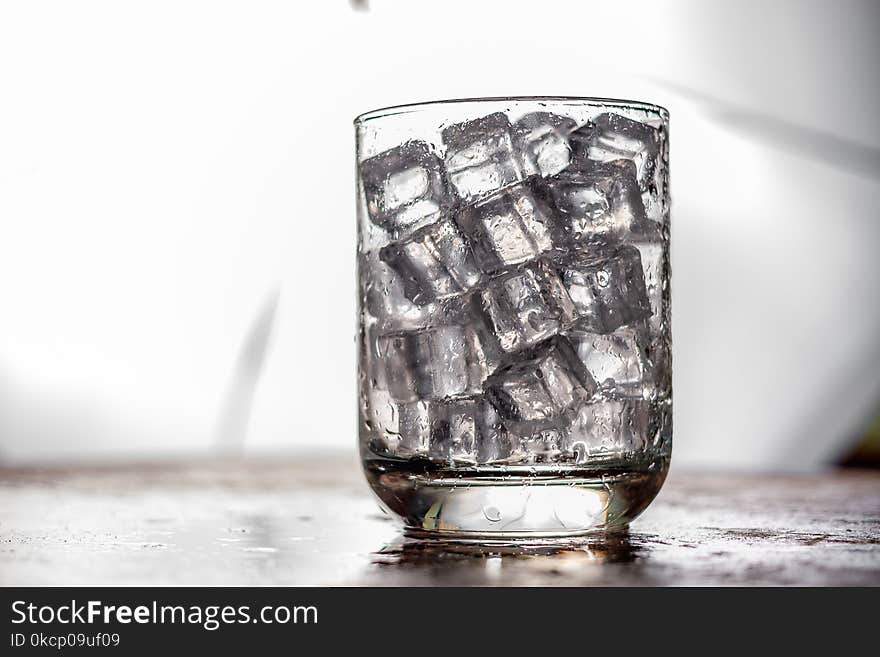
0;0;878;469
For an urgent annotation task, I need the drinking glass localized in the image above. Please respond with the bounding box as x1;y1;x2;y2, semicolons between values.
355;97;670;538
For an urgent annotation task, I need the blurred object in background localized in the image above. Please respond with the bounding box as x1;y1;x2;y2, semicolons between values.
0;0;878;470
214;285;280;454
840;409;880;468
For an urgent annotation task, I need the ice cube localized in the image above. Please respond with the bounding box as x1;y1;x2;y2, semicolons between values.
476;416;518;464
379;218;483;305
630;239;667;333
454;177;556;274
567;398;651;459
442;112;523;200
476;260;577;353
540;159;655;247
377;323;489;402
558;245;652;334
511;428;568;463
569;325;649;397
361;387;433;458
513;112;578;177
414;395;517;465
431;397;501;464
359;140;452;238
383;396;512;464
625;236;670;399
569;113;661;190
361;383;398;456
485;336;597;433
427;401;479;463
396;401;432;455
359;251;447;331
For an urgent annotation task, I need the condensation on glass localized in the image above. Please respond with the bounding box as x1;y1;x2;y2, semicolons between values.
355;97;671;538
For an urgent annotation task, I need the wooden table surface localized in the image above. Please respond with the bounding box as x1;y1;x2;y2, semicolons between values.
1;454;878;586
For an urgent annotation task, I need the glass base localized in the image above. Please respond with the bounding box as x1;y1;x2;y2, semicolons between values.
364;457;668;539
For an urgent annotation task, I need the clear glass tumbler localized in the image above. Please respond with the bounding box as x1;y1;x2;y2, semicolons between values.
356;97;670;538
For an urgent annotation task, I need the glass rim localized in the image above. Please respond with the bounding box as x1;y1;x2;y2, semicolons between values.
354;95;669;125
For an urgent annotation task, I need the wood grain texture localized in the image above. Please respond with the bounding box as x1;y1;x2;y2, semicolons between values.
1;455;877;586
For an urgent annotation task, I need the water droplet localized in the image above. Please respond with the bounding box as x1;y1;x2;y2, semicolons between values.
483;505;502;522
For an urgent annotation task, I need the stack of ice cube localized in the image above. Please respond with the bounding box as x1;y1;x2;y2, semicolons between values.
359;106;667;465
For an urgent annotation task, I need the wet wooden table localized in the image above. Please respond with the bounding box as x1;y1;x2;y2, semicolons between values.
0;454;878;586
